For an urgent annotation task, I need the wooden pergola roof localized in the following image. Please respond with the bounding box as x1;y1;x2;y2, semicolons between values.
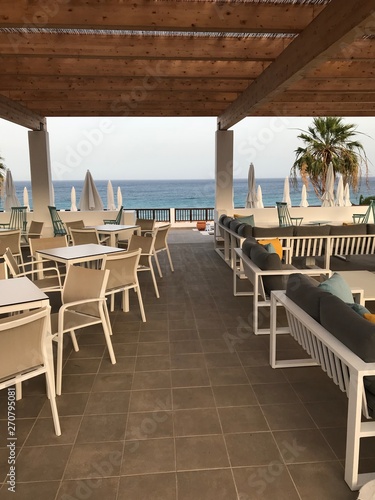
0;0;374;130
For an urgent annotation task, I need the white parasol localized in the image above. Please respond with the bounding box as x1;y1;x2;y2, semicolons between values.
335;176;344;207
300;184;309;207
282;176;292;208
344;183;352;206
117;186;123;210
79;170;103;211
256;185;264;208
107;180;116;210
23;186;30;212
70;186;77;211
4;169;20;211
321;163;335;207
245;163;257;208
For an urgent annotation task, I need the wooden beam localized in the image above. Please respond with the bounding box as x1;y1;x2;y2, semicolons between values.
290;78;375;92
0;32;291;61
274;92;375;103
0;56;268;79
0;75;251;92
252;102;375;116
218;0;375;129
0;2;324;33
0;94;45;130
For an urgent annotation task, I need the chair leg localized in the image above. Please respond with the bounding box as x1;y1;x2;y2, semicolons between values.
149;261;160;298
110;293;115;312
122;289;130;313
100;305;116;365
153;251;163;278
56;333;64;396
70;330;79;352
166;246;174;272
44;368;61;436
136;283;146;322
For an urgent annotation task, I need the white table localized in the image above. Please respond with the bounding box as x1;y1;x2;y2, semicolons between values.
92;224;140;247
0;277;49;314
36;243;124;267
339;270;375;305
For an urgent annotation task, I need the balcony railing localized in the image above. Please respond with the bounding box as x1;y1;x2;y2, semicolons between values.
134;207;214;223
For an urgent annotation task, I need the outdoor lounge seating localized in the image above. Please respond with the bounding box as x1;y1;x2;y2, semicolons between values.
136;217;156;235
0;206;28;233
128;233;160;298
0;306;61;435
0;229;23;264
153;223;174;277
70;228;101;246
103;206;123;225
352;199;375;224
270;273;375;490
276;201;303;227
21;220;44;245
48;206;67;237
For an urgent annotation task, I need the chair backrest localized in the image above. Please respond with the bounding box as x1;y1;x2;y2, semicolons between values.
362;200;375;224
65;220;85;235
27;220;44;239
113;206;123;224
101;248;141;290
276;202;293;227
70;228;100;245
128;234;156;267
29;235;68;259
0;230;22;257
62;265;109;316
0;306;50;380
3;248;20;277
0;260;8;279
8;207;27;232
136;218;156;234
48;206;67;236
154;224;171;251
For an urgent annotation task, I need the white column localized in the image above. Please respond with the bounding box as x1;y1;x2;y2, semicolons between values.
28;130;54;227
215;129;234;216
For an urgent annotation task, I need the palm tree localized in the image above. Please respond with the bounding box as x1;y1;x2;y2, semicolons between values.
0;155;5;196
290;117;369;197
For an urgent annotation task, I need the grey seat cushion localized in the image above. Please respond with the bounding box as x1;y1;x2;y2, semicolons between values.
253;226;294;238
237;224;253;238
294;225;331;236
286;273;330;323
328;223;367;235
229;219;243;233
222;216;234;228
367;224;375;234
242;237;258;257
320;294;375;363
250;243;282;295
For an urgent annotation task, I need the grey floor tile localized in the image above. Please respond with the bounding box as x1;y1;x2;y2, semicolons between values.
273;429;337;463
56;477;119;500
16;445;72;482
225;432;282;467
172;387;215;410
262;403;316;430
132;370;172;390
208;366;249;385
122;438;175;475
118;473;176;500
84;391;130;414
176;435;229;470
177;469;237;500
171;368;210;388
126;411;173;440
218;406;269;433
174;408;222;436
129;389;172;413
212;384;258;407
64;442;123;479
252;383;300;405
76;414;127;443
0;481;60;500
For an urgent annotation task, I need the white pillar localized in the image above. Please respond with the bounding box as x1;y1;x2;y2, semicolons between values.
28;130;54;226
215;130;234;216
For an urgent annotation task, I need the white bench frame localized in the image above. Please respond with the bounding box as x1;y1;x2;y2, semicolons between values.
270;289;375;491
235;248;330;335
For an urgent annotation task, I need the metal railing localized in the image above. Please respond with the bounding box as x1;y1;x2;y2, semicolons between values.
133;207;214;223
175;208;214;222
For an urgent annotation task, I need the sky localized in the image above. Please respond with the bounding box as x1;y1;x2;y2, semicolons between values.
0;115;374;182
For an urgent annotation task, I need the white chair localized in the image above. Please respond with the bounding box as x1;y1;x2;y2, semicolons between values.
0;230;23;265
153;224;174;277
51;265;116;395
3;247;63;296
128;234;160;298
0;306;61;435
101;248;146;321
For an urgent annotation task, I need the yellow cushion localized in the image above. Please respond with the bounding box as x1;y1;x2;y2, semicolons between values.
233;214;242;218
258;238;283;259
364;313;375;323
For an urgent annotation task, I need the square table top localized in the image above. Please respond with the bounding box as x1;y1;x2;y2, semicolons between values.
0;277;48;309
92;224;139;232
36;243;124;263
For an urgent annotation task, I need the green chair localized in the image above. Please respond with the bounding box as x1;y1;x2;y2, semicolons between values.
103;206;123;225
352;199;375;224
276;202;303;227
48;206;67;236
0;206;27;233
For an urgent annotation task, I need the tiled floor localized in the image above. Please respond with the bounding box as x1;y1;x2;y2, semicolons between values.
0;229;373;499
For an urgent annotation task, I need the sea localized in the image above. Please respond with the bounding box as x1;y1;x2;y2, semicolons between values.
5;177;375;212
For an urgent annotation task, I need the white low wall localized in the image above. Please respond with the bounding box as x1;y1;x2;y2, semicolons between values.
215;206;369;227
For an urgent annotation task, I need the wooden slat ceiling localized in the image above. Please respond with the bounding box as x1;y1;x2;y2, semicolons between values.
0;0;374;130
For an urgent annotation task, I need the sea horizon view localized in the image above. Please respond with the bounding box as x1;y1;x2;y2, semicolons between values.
4;177;375;212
